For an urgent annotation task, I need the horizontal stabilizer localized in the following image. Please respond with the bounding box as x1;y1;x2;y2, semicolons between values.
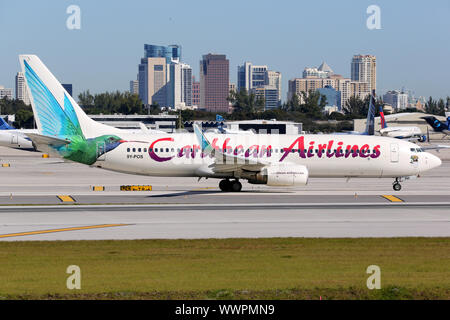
26;132;70;154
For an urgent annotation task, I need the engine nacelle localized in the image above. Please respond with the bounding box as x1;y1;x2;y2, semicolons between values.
247;164;309;186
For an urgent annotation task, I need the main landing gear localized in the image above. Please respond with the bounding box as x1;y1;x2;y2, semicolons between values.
219;179;242;192
393;178;402;191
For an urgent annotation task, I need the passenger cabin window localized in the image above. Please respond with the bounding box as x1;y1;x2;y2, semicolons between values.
132;148;136;152
127;148;130;152
138;148;141;152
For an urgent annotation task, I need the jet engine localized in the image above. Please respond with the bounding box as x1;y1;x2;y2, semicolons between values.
246;164;309;186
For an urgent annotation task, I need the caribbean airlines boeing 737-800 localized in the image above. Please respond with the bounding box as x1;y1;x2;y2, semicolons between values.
19;55;442;191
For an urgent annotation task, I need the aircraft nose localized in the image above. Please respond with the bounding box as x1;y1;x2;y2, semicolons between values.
428;153;442;169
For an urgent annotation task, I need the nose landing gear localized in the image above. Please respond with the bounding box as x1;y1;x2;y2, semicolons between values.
219;179;242;192
393;178;402;191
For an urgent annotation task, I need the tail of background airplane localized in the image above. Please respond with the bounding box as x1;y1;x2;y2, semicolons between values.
379;105;387;129
422;116;449;132
0;117;15;130
364;91;376;135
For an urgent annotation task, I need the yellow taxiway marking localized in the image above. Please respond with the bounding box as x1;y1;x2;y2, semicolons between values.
0;224;129;239
192;187;217;191
381;195;404;202
57;195;75;202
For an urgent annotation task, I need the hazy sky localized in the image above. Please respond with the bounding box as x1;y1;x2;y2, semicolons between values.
1;0;449;101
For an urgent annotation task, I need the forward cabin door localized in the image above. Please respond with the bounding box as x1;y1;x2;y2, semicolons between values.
390;143;399;163
11;133;18;144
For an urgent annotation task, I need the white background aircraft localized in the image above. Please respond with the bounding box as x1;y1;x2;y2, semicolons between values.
20;55;442;191
378;108;426;141
0;118;37;150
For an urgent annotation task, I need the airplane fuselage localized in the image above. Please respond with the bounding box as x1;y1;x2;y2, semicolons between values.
94;132;440;179
379;126;424;140
0;129;37;150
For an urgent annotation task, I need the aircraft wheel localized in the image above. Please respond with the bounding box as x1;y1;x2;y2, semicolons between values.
219;179;231;192
393;183;402;191
230;180;242;192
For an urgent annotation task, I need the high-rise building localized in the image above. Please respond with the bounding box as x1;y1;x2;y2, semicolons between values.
130;79;139;95
168;62;193;109
317;85;341;108
237;62;269;91
144;44;181;63
237;62;281;109
15;72;30;105
138;44;185;108
266;71;282;103
287;76;370;110
351;54;376;93
200;54;230;113
383;90;408;111
0;86;13;100
229;83;236;94
250;86;280;110
138;57;168;107
303;62;334;79
192;77;200;107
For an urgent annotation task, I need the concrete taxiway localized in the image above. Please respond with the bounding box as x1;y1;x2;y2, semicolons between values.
0;145;449;240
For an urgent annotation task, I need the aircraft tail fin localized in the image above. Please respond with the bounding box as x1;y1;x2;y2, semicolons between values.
364;91;376;135
19;55;117;140
379;105;387;129
422;116;446;132
0;117;15;130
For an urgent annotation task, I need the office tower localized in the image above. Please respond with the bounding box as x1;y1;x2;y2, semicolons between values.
303;61;334;79
138;44;182;107
383;90;408;111
15;72;30;105
266;71;282;103
317;85;341;109
144;44;181;63
351;54;376;93
287;76;370;110
168;62;193;109
138;57;168;106
0;86;13;100
250;86;280;110
237;62;268;92
130;79;139;95
200;54;230;113
192;77;200;106
62;84;73;97
237;62;282;108
229;83;236;94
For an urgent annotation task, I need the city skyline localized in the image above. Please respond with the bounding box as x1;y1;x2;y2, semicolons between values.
1;0;449;101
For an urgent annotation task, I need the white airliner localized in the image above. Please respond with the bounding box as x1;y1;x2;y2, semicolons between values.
0;119;37;150
19;55;442;191
378;107;426;141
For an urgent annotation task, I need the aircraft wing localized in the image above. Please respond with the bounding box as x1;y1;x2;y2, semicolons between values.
193;123;268;173
421;144;450;151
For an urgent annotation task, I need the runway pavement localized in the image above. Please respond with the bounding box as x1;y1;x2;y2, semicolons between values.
0;145;449;240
